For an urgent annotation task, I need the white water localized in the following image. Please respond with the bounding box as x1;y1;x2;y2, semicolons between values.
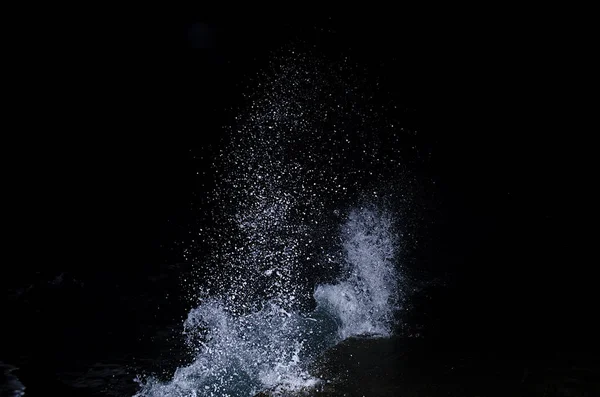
133;51;412;396
314;208;399;340
134;207;401;397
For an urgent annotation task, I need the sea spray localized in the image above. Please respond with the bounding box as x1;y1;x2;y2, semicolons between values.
315;207;400;340
134;207;400;397
134;51;415;396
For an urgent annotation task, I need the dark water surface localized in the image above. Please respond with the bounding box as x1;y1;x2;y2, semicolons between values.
3;269;599;397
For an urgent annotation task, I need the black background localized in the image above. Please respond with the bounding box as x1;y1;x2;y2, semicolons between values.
3;12;593;394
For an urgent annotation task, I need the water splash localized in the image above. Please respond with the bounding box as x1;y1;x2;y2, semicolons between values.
315;207;400;340
135;207;400;397
134;51;414;396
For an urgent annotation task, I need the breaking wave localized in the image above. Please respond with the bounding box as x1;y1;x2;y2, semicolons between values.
134;51;412;397
134;207;401;397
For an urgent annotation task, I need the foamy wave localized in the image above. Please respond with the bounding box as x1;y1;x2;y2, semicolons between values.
135;207;401;396
135;298;325;397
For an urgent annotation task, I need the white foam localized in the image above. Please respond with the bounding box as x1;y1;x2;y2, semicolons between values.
135;299;322;397
135;207;401;396
314;207;400;340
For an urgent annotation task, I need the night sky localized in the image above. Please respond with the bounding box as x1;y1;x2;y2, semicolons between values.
3;13;594;395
